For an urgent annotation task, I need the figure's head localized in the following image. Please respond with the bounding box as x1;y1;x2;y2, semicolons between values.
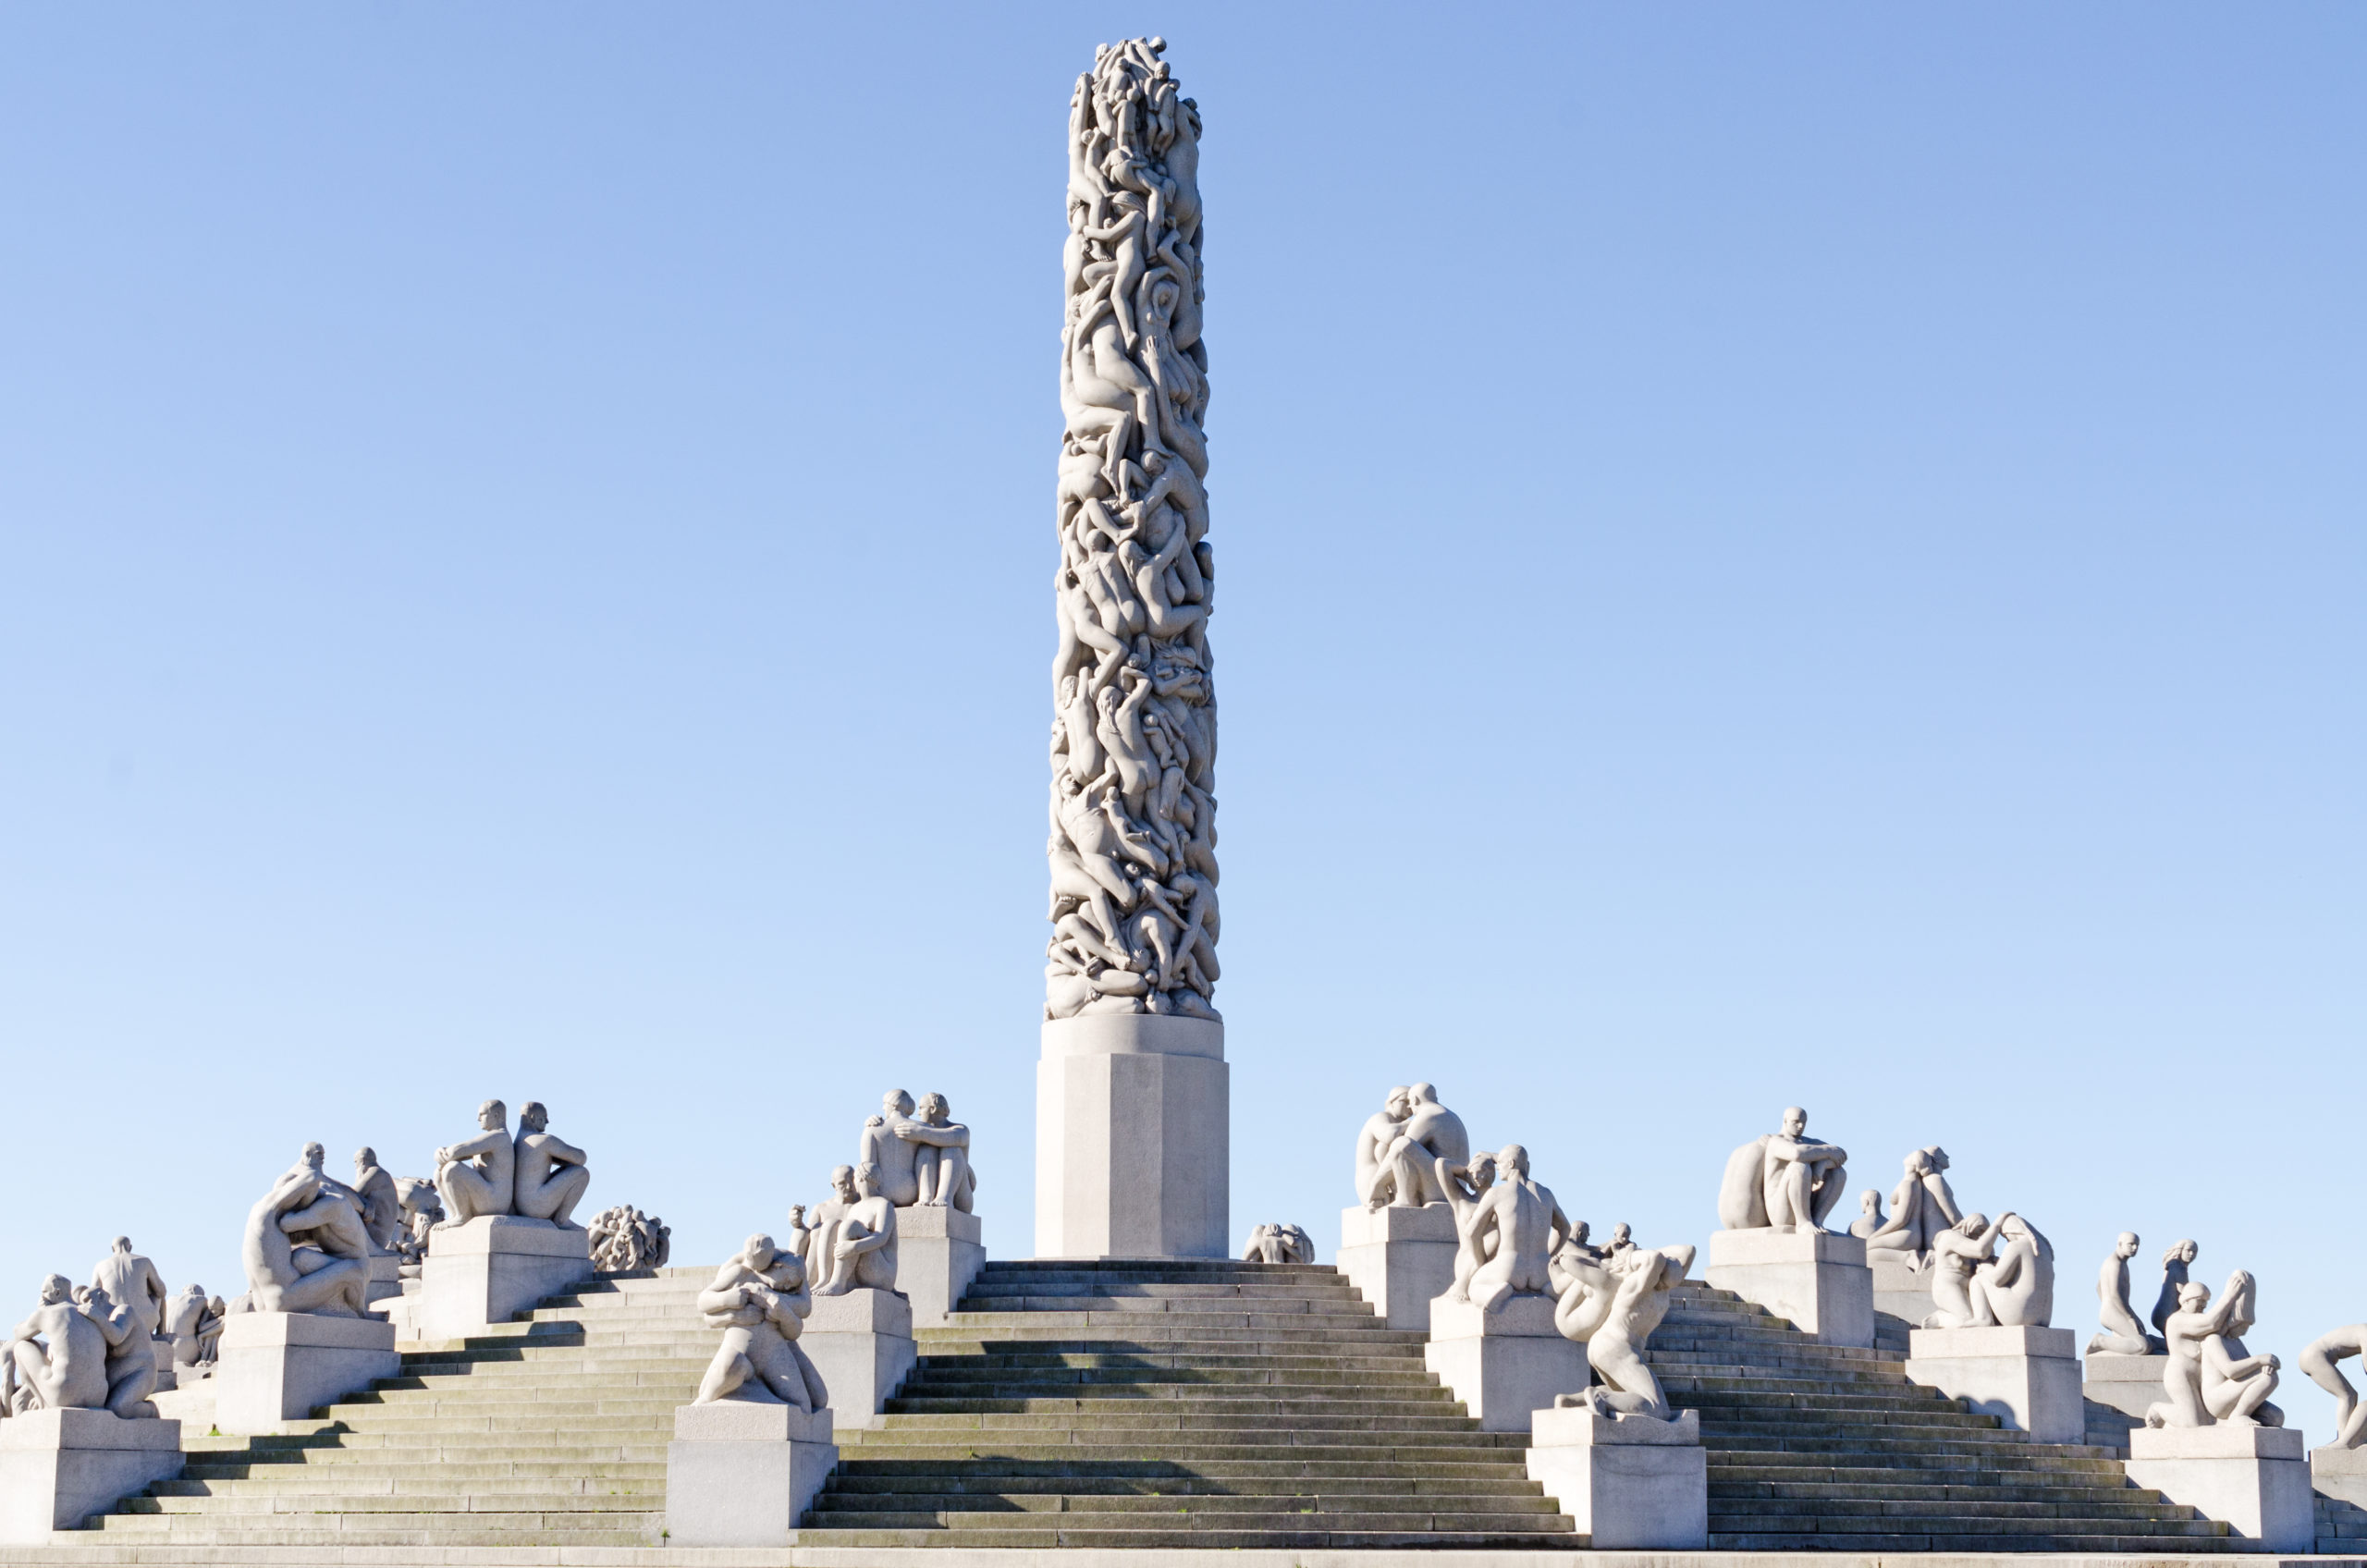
1466;1152;1498;1191
1925;1145;1950;1172
112;1236;132;1255
918;1092;950;1124
1904;1150;1929;1176
1383;1086;1409;1118
356;1148;377;1170
1498;1144;1530;1178
478;1099;507;1131
2116;1231;2140;1259
830;1164;857;1199
1570;1219;1589;1244
1612;1222;1632;1243
39;1273;71;1305
2171;1238;2199;1264
1956;1213;1989;1236
884;1089;914;1118
300;1143;325;1170
1859;1190;1883;1215
520;1102;548;1132
1781;1107;1808;1136
82;1283;112;1312
1408;1083;1438;1107
2179;1281;2210;1312
852;1161;884;1198
742;1233;777;1269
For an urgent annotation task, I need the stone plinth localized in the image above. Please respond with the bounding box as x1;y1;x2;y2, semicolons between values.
896;1205;985;1329
1525;1404;1706;1550
1905;1325;2081;1443
2126;1423;2311;1552
415;1216;592;1340
665;1401;838;1545
1869;1253;1931;1328
147;1335;178;1394
215;1311;400;1435
364;1252;403;1308
1424;1292;1586;1434
801;1288;915;1430
2084;1349;2167;1417
2313;1443;2367;1509
1036;1013;1227;1260
0;1408;183;1542
1704;1228;1873;1348
1337;1204;1457;1332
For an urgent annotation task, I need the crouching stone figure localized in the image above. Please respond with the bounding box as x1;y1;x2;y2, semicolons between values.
693;1234;828;1412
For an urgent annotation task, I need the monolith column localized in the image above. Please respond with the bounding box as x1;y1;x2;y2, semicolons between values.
1037;37;1226;1260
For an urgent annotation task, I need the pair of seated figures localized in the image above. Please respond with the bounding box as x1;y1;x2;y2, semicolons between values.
692;1233;828;1413
1353;1084;1468;1208
435;1099;591;1229
7;1272;165;1419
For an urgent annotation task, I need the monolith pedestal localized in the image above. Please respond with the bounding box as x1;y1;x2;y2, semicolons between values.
415;1216;592;1340
2313;1443;2367;1508
896;1206;985;1329
2125;1424;2312;1551
215;1311;400;1435
665;1401;838;1545
0;1410;183;1542
1525;1404;1707;1550
1424;1293;1587;1433
1338;1204;1457;1331
1036;1015;1227;1260
1705;1229;1874;1348
801;1289;915;1430
1905;1325;2081;1443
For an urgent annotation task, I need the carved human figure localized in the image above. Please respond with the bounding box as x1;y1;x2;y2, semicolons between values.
352;1148;401;1251
164;1284;222;1368
1241;1223;1314;1265
1551;1243;1699;1422
811;1163;900;1296
1433;1151;1501;1304
393;1177;443;1272
1863;1146;1962;1263
1460;1145;1573;1316
784;1205;819;1278
1605;1222;1635;1261
1361;1084;1470;1209
513;1101;591;1227
902;1093;975;1211
1716;1108;1848;1233
240;1168;371;1317
1355;1087;1412;1207
2300;1326;2367;1450
859;1090;929;1207
2150;1239;2199;1343
77;1283;158;1417
2088;1232;2158;1355
2146;1273;2257;1428
1924;1212;2012;1329
2198;1271;2283;1427
7;1275;109;1413
1848;1190;1885;1240
1969;1213;2054;1328
435;1100;517;1225
89;1237;169;1341
693;1233;828;1412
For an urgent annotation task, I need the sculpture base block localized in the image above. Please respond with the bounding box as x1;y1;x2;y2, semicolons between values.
147;1335;178;1394
1704;1229;1873;1348
1036;1014;1227;1260
1869;1253;1932;1328
215;1312;400;1435
0;1408;183;1542
802;1288;915;1430
1525;1405;1706;1550
415;1216;592;1340
1424;1292;1585;1433
1904;1325;2080;1443
2083;1349;2168;1416
1337;1204;1457;1332
364;1252;403;1307
895;1205;985;1329
2312;1443;2367;1509
2126;1424;2310;1551
666;1402;838;1545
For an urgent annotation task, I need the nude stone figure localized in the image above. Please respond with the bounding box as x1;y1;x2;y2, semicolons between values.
1435;1151;1501;1305
7;1275;109;1414
1863;1146;1961;1263
1605;1222;1635;1261
241;1168;371;1317
165;1283;223;1369
2146;1272;2271;1428
2150;1239;2199;1343
902;1093;975;1211
1241;1223;1314;1265
89;1237;169;1341
513;1101;591;1227
859;1091;932;1208
811;1164;900;1296
1848;1190;1885;1239
1365;1084;1470;1210
1924;1212;2012;1329
352;1148;402;1251
693;1233;828;1412
435;1100;517;1225
2300;1325;2367;1450
1970;1213;2054;1329
2088;1232;2159;1355
1551;1242;1699;1422
1460;1145;1573;1316
1716;1108;1847;1234
2198;1271;2283;1427
1354;1088;1411;1207
77;1283;159;1418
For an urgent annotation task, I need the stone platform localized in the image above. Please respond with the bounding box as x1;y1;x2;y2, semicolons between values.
0;1546;2345;1565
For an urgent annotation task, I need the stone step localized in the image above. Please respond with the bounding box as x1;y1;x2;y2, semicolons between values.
822;1473;1552;1499
178;1460;666;1483
835;1456;1534;1481
126;1491;656;1514
915;1324;1426;1346
811;1489;1563;1515
160;1474;666;1496
786;1526;1576;1549
87;1525;661;1546
802;1507;1576;1534
1705;1531;2227;1551
832;1440;1528;1464
863;1414;1489;1437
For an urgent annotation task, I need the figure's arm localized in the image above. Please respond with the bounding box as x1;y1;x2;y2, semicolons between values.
891;1122;970;1147
1549;1199;1574;1255
543;1134;586;1167
837;1227;891;1258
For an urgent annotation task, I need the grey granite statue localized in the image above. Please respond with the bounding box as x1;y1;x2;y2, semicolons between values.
2088;1231;2159;1354
2146;1270;2279;1428
1361;1083;1470;1209
693;1234;827;1412
1456;1145;1571;1316
2301;1326;2367;1450
1716;1108;1848;1234
811;1163;899;1296
1551;1242;1699;1422
1044;37;1220;1023
588;1206;671;1272
513;1101;591;1227
435;1100;516;1225
240;1167;370;1317
89;1237;169;1343
859;1090;975;1212
1863;1146;1960;1264
7;1275;109;1414
1241;1223;1314;1264
1924;1212;2012;1329
352;1149;402;1251
393;1177;443;1274
2150;1239;2199;1343
165;1284;223;1370
76;1283;158;1417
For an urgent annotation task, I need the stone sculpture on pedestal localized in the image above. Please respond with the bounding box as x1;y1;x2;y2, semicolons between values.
811;1165;899;1297
2090;1232;2159;1354
1550;1242;1698;1423
351;1150;401;1252
588;1206;672;1273
1456;1146;1571;1312
392;1178;442;1276
239;1167;371;1317
2301;1326;2367;1451
73;1285;159;1419
1425;1145;1586;1433
406;1098;596;1341
2151;1239;2200;1343
6;1277;110;1414
1241;1224;1313;1265
435;1101;517;1225
163;1286;222;1374
2146;1271;2281;1427
513;1102;592;1227
693;1236;828;1412
859;1091;975;1212
86;1242;167;1351
1358;1084;1470;1210
1716;1108;1848;1234
1863;1147;1960;1262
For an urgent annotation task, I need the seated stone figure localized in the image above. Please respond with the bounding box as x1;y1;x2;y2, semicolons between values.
1433;1150;1500;1304
165;1283;224;1370
903;1093;975;1211
89;1237;170;1343
2150;1239;2200;1344
513;1101;591;1227
693;1233;828;1412
1359;1083;1470;1209
1241;1223;1315;1265
1923;1212;2012;1329
1847;1189;1885;1239
241;1167;372;1317
76;1282;158;1418
2088;1232;2159;1355
858;1090;974;1211
2147;1272;2263;1428
1863;1146;1961;1264
435;1100;517;1226
1969;1214;2054;1328
393;1178;444;1274
1716;1107;1848;1234
1460;1145;1571;1316
352;1149;402;1251
1551;1241;1698;1422
811;1163;900;1296
2301;1325;2367;1451
7;1274;109;1414
2199;1271;2283;1427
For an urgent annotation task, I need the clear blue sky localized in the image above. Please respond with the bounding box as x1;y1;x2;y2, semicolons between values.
5;6;2360;1440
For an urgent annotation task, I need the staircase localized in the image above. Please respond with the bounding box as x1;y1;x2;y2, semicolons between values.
1649;1280;2236;1551
795;1258;1576;1548
83;1269;705;1550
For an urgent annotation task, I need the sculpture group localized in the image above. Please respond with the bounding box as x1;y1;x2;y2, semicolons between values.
6;1237;201;1422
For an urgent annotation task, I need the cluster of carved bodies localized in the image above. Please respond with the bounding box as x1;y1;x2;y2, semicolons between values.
692;1234;827;1412
6;1241;180;1420
1046;36;1220;1023
588;1206;672;1273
